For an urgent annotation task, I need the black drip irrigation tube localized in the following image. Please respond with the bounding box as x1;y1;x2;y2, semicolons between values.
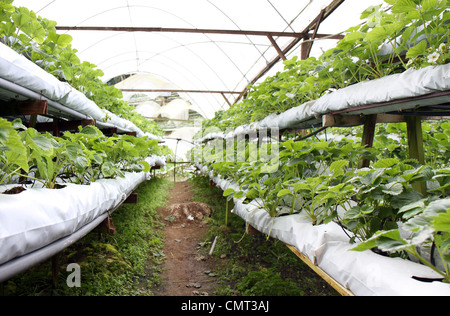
294;126;328;142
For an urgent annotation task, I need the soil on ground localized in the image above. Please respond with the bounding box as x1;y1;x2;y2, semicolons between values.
154;181;219;296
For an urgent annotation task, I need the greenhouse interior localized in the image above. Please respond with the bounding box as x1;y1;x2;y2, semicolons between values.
0;0;449;298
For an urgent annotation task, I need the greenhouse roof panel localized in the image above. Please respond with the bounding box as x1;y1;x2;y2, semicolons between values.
13;0;387;119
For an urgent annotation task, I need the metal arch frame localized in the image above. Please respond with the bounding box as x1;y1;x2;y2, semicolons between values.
57;4;257;92
54;0;347;107
83;37;271;109
75;31;250;105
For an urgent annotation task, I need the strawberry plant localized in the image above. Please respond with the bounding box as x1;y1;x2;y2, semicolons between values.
352;198;450;283
0;118;161;189
197;0;449;139
0;118;28;185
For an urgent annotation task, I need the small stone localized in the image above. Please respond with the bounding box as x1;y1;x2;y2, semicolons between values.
186;282;201;289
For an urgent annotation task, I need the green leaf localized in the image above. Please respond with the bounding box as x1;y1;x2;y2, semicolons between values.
406;40;428;59
432;209;450;232
139;160;151;173
277;189;292;197
246;188;259;200
48;32;73;48
373;158;399;169
329;159;349;175
5;129;28;172
223;188;235;197
389;0;417;14
32;135;57;152
351;229;407;252
382;182;403;196
101;161;115;178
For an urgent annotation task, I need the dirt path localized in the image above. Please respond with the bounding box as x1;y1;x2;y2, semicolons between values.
154;181;219;296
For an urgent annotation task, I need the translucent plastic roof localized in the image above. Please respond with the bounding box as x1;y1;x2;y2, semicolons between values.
14;0;386;119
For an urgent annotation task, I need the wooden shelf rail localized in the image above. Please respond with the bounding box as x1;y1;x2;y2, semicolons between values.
285;244;355;297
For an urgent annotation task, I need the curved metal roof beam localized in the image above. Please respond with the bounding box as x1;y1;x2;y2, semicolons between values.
74;30;230;93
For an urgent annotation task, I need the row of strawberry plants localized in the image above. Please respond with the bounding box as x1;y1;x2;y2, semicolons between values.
0;0;162;136
200;0;449;134
0;117;163;189
192;122;450;281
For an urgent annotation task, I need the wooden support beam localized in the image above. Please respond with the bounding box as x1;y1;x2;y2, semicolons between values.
125;131;137;137
359;114;377;168
221;93;232;107
56;25;342;40
97;214;116;234
301;9;325;60
53;119;60;137
124;193;138;204
101;127;118;136
406;116;427;196
0;100;48;116
51;253;59;289
245;224;260;235
285;244;354;296
234;0;345;105
35;119;96;133
267;35;287;60
100;128;136;137
323;113;405;127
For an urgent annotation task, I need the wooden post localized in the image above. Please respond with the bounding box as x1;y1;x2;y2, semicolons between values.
359;114;377;168
406;116;427;196
225;199;229;226
52;253;59;289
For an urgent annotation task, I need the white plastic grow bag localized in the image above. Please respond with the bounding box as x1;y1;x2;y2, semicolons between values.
311;64;450;115
0;42;161;140
0;155;166;267
196;64;450;144
0;172;144;266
